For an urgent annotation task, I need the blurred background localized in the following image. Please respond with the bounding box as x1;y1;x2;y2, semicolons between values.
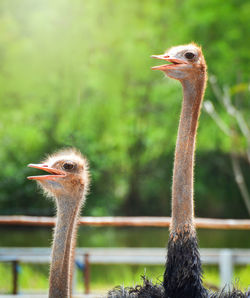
0;0;249;295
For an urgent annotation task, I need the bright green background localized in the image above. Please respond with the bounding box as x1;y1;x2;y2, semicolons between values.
0;0;249;218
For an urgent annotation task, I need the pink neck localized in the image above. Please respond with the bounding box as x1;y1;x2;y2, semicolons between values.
171;76;206;233
49;196;81;298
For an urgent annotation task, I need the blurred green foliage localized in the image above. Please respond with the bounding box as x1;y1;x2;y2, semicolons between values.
0;0;249;217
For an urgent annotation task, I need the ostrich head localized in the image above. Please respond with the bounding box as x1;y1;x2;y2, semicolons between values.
27;148;89;201
151;43;206;81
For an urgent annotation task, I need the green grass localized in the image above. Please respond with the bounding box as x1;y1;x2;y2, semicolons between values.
0;263;249;294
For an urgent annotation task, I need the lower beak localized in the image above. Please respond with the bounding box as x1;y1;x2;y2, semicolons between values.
151;64;171;71
27;164;66;181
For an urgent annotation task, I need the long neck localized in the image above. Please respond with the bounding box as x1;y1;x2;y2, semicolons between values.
49;196;82;298
171;76;206;233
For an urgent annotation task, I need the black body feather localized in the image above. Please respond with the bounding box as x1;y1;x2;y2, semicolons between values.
107;277;249;298
163;229;208;298
107;276;164;298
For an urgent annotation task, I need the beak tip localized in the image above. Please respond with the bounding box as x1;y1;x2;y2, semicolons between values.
151;66;160;70
27;163;37;168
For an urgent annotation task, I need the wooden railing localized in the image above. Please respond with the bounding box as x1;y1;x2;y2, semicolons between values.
0;215;250;229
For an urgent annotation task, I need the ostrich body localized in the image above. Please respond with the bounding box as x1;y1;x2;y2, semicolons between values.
28;149;89;298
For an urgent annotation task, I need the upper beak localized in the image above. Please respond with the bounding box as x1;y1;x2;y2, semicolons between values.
151;54;170;61
151;54;187;70
27;164;66;181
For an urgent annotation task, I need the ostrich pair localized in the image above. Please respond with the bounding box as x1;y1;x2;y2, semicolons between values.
28;44;249;298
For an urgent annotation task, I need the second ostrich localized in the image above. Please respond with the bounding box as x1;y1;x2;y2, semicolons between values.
28;148;89;298
108;43;207;298
152;44;249;298
152;43;208;298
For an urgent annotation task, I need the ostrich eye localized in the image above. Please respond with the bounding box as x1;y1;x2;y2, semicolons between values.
63;162;74;170
184;52;195;59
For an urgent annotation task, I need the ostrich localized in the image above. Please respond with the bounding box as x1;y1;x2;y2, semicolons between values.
152;43;208;298
108;44;249;297
27;148;89;298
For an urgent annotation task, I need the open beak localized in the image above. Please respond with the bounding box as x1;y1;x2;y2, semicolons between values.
151;54;187;70
27;164;66;181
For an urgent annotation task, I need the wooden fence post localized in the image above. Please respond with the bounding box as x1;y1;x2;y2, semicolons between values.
12;260;19;294
84;253;90;294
